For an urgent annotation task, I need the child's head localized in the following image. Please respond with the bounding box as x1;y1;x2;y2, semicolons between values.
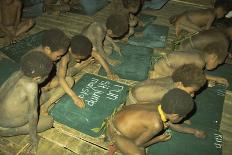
214;0;230;18
172;64;206;97
122;0;141;14
70;35;92;62
202;44;228;70
106;14;129;38
161;88;194;123
20;51;53;84
42;28;70;61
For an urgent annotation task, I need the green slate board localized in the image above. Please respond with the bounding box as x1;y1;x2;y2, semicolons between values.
138;14;156;26
128;24;169;48
148;84;224;155
143;0;169;10
49;73;129;137
98;43;153;81
0;31;43;63
70;0;109;15
0;55;19;86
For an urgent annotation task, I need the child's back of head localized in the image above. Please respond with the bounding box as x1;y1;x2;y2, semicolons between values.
70;35;92;59
106;14;129;37
172;64;206;89
20;51;53;79
161;88;194;117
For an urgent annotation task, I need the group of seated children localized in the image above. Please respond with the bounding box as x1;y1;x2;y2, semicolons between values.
0;0;231;154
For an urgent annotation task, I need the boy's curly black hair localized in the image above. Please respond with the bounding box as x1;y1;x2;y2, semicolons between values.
42;28;70;52
172;64;206;88
20;51;53;78
70;35;92;58
161;88;194;116
106;14;129;37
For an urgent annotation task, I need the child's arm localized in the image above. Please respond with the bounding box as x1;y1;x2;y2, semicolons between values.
134;129;160;147
92;50;119;80
58;55;85;108
70;57;94;76
15;0;22;27
206;74;229;87
205;14;215;30
143;133;171;147
169;123;206;139
0;7;13;37
105;36;121;55
26;83;39;153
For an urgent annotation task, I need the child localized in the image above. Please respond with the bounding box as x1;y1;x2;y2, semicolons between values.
0;0;34;44
68;35;118;79
150;44;229;86
32;28;84;114
180;27;232;53
106;88;206;155
0;51;54;153
127;64;206;105
170;1;230;37
180;27;232;63
82;13;129;65
121;0;143;40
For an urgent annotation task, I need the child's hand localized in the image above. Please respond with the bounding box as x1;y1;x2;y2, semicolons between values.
159;133;172;142
194;130;207;139
73;96;85;108
215;77;229;87
108;74;120;80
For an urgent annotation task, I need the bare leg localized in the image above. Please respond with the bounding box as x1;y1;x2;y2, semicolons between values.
40;77;74;114
15;20;35;38
0;115;53;136
115;135;145;155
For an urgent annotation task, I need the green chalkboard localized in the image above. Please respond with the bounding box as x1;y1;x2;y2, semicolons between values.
147;83;224;155
138;14;156;26
0;55;19;86
50;73;129;137
0;31;44;63
128;24;169;48
98;43;153;81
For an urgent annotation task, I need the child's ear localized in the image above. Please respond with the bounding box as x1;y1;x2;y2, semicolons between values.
44;46;51;54
107;29;113;35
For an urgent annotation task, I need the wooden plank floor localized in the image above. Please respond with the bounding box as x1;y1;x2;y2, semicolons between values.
1;1;231;155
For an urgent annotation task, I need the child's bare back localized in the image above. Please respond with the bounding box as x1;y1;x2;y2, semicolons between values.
170;2;229;37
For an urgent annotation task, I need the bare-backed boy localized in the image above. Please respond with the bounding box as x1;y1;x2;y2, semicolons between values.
180;26;232;63
68;35;118;79
150;44;228;86
0;51;54;153
106;88;206;155
170;1;230;36
82;14;129;64
127;64;206;105
33;29;84;114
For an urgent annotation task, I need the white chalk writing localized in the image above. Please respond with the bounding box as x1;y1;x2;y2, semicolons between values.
214;133;222;149
78;77;124;106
